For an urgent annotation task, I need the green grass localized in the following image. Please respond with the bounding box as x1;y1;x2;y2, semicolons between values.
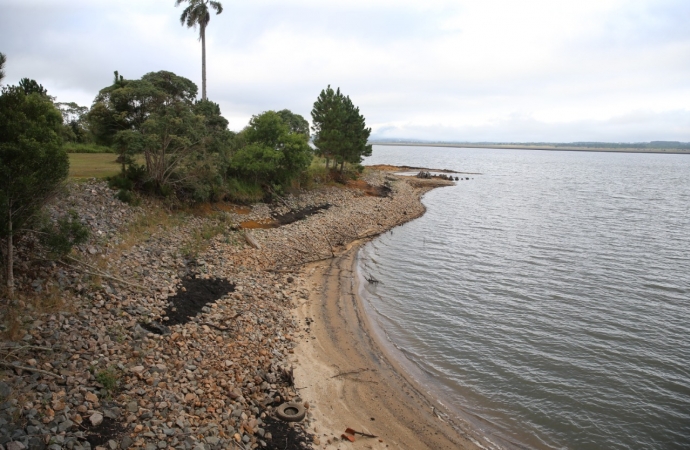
68;153;121;179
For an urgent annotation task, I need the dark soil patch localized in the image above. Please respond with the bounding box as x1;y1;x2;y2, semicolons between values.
272;204;331;226
84;417;126;447
372;184;392;197
262;417;314;450
163;277;235;326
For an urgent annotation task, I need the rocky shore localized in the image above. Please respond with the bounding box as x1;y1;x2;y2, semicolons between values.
0;170;453;450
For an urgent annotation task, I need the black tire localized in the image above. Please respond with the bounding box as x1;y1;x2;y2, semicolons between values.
275;402;306;422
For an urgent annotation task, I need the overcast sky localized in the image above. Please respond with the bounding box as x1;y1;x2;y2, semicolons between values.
2;0;689;142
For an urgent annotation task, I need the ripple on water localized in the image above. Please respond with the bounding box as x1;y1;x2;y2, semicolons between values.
360;146;690;449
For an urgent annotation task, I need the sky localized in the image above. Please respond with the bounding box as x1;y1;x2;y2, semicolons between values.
2;0;690;142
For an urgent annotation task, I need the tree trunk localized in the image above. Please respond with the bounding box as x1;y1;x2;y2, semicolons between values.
325;158;329;169
6;209;13;297
340;161;345;174
201;23;207;101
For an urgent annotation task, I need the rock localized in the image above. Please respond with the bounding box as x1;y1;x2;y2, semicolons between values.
28;437;45;450
6;442;26;450
57;420;73;432
0;382;12;398
89;413;103;426
126;402;138;413
84;392;98;404
120;436;133;449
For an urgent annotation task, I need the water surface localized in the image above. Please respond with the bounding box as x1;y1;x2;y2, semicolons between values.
359;146;690;449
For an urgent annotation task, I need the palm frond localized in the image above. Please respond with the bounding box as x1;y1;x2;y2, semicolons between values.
210;1;223;14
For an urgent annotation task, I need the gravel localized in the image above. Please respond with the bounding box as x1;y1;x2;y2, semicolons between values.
0;172;448;449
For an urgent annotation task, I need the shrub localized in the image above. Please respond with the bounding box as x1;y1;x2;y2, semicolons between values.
226;178;264;204
39;211;90;257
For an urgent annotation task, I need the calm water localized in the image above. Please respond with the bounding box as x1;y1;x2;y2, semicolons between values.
359;146;690;449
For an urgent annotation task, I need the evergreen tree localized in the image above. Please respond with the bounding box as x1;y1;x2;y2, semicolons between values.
0;85;68;295
0;52;6;85
311;86;371;173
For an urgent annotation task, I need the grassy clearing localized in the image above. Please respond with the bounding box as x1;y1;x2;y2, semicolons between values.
68;153;121;179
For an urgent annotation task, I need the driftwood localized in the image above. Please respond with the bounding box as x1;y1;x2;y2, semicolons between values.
61;256;149;291
365;274;380;285
331;368;371;378
0;345;53;360
243;230;261;249
0;361;63;379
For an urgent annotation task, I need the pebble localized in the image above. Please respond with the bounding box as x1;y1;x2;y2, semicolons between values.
0;173;436;449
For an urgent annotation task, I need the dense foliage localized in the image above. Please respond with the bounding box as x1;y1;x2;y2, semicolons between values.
229;111;313;188
0;83;69;293
87;70;319;203
311;85;372;173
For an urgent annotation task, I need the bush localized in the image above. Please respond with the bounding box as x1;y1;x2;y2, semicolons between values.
95;367;120;393
226;178;264;204
63;143;114;154
116;189;140;205
39;211;90;257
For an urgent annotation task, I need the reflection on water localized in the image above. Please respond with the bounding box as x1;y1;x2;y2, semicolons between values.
360;146;690;449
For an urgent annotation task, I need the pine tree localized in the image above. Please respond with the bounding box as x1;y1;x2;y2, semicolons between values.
311;86;371;173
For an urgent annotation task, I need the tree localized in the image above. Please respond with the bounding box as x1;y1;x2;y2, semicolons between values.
88;71;231;199
311;86;372;173
0;52;6;84
18;78;48;96
277;109;310;138
230;111;312;186
175;0;223;101
0;85;68;295
56;102;90;143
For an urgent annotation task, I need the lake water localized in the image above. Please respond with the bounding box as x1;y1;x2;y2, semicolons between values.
359;146;690;449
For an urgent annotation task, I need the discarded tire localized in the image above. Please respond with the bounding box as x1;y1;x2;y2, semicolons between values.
275;402;306;422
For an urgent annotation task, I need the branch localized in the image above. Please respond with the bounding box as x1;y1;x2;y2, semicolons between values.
0;361;63;379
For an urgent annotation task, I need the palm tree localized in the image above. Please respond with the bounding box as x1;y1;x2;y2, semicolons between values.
175;0;223;101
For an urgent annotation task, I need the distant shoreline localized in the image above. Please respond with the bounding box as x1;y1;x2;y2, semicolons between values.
371;142;690;155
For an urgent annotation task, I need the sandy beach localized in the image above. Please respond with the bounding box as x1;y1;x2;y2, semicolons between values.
291;244;494;449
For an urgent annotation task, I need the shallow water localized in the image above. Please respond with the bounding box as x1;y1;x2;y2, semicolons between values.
359;146;690;449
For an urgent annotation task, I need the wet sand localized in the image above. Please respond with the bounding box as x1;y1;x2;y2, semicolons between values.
291;242;500;449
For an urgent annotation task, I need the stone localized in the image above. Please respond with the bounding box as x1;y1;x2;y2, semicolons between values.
126;402;138;413
57;420;74;432
84;392;98;404
28;437;46;450
89;413;103;426
0;382;11;398
7;442;26;450
120;436;133;449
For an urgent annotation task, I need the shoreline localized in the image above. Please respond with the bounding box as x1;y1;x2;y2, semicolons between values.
0;170;509;450
289;176;513;450
371;141;690;155
292;243;507;449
